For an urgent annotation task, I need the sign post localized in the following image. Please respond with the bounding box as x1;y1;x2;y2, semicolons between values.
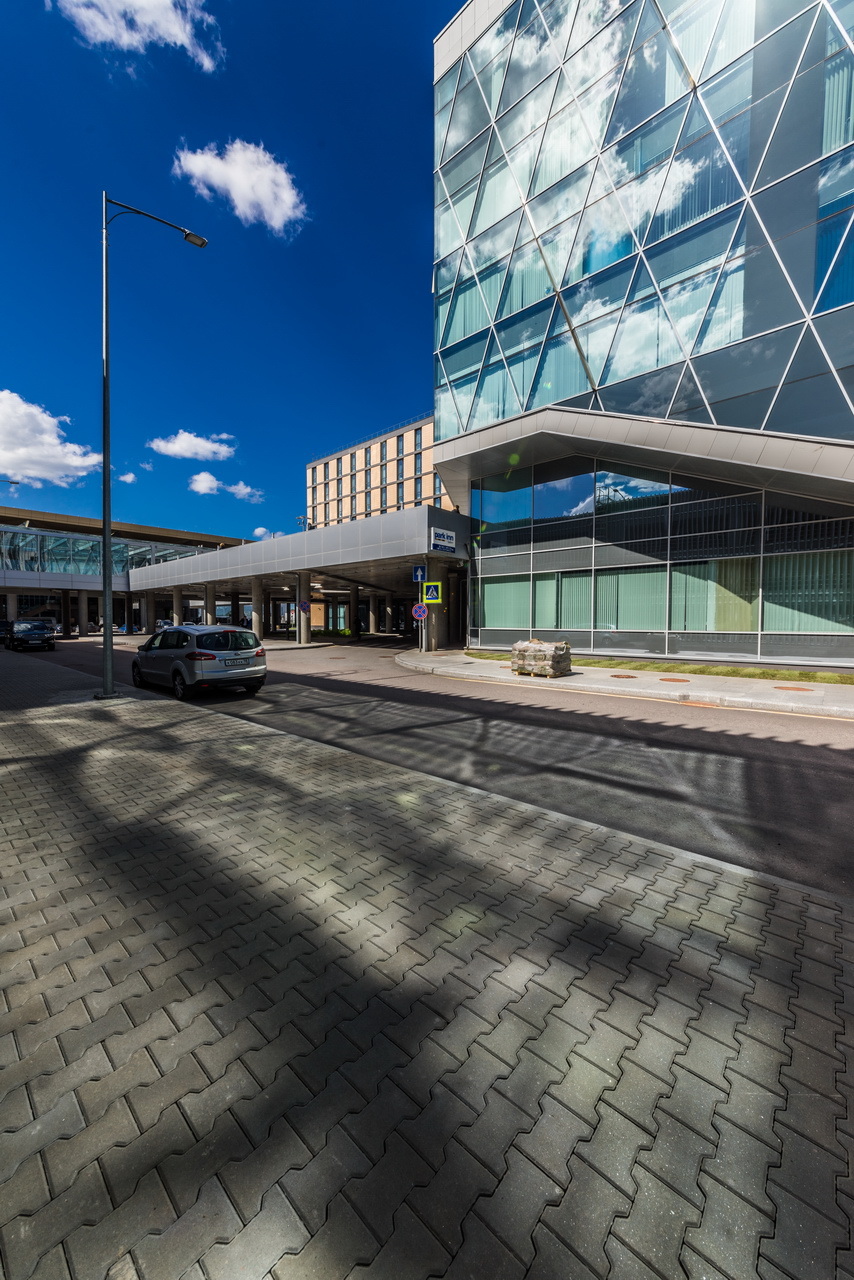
412;565;427;584
423;582;442;604
412;602;428;653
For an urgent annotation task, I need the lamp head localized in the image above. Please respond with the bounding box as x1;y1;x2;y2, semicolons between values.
183;230;208;248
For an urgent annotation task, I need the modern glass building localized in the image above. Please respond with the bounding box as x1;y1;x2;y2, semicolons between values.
433;0;854;663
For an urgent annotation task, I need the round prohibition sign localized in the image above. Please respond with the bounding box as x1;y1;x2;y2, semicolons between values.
412;603;428;620
298;600;311;615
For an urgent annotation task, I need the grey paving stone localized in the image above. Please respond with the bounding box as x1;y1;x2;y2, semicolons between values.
345;1132;432;1240
202;1186;309;1280
407;1140;498;1253
657;1065;727;1142
281;1127;371;1234
344;1204;449;1280
526;1225;599;1280
0;1092;85;1184
443;1213;526;1280
160;1111;252;1213
474;1147;563;1264
220;1118;311;1221
685;1176;775;1280
340;1079;419;1162
134;1178;241;1280
612;1166;701;1276
455;1090;533;1178
542;1157;631;1276
0;1153;51;1230
65;1170;175;1280
398;1084;477;1171
1;1163;111;1280
761;1182;848;1278
605;1238;672;1280
44;1097;139;1195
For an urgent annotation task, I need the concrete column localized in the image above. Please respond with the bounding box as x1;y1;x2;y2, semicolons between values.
124;592;134;634
61;590;72;638
171;587;183;625
251;577;264;639
298;571;311;645
97;596;104;632
448;572;460;648
384;595;394;634
204;584;217;627
77;593;88;636
6;592;17;622
425;560;450;652
230;590;240;625
368;593;378;634
143;592;155;633
349;585;361;640
263;591;272;638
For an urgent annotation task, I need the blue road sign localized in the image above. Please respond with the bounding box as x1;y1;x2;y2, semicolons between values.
423;583;442;603
412;603;428;620
412;565;427;583
298;600;311;614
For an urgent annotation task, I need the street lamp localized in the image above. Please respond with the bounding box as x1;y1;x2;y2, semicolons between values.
97;192;207;700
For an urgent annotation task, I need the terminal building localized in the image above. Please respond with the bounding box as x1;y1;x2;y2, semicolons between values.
431;0;854;664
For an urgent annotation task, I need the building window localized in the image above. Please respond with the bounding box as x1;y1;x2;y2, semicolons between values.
336;457;343;477
414;428;422;450
415;477;422;501
434;473;442;495
323;462;330;481
397;435;404;456
364;468;371;489
350;496;357;519
324;482;330;500
380;440;387;462
336;478;343;498
365;446;371;465
324;503;330;523
397;459;404;481
365;491;372;512
311;507;317;526
397;483;404;507
380;463;387;485
350;473;356;494
350;452;356;472
414;453;422;475
311;466;317;484
380;486;388;510
311;485;317;504
336;500;343;521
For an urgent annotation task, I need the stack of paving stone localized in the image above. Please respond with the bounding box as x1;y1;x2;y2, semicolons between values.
511;638;572;678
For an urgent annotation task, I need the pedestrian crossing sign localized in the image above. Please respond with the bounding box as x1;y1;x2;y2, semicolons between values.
423;582;442;604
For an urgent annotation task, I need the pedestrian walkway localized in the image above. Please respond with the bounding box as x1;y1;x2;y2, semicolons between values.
0;650;852;1279
398;649;854;719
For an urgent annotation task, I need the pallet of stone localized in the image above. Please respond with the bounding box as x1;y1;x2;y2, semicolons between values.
511;639;572;678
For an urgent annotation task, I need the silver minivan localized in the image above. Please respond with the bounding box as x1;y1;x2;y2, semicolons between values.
132;625;267;700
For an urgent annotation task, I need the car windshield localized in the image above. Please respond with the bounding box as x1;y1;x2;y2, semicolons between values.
15;622;49;632
197;631;259;651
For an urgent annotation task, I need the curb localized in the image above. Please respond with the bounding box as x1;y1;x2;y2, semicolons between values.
394;652;854;720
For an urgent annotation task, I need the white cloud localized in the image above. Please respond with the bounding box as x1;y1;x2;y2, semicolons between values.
173;140;306;234
140;461;154;471
147;429;235;461
117;471;137;484
253;527;283;540
54;0;222;70
0;390;101;487
189;471;263;502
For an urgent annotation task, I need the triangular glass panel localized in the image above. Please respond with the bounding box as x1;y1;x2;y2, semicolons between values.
601;288;684;384
443;278;492;346
476;256;512;318
661;268;723;352
468;1;521;72
475;46;512;116
531;100;596;197
692;325;803;428
540;215;582;284
435;198;465;259
527;332;590;408
434;374;463;439
598;362;684;416
567;0;637;58
632;0;663;48
518;0;540;31
447;177;480;241
562;256;637;323
612;160;671;245
440;131;490;201
646;126;742;246
574;309;624;382
764;329;854;437
679;97;715;149
566;186;636;282
508;345;547;407
505;129;545;199
496;298;556;358
564;1;642;96
457;51;476;92
606;30;692;145
435;102;452;167
435;247;463;295
813;304;854;399
539;0;579;60
756;0;822;45
757;45;854;188
440;330;490;381
527;160;595;236
470;156;523;238
752;163;852;311
575;66;622;149
702;1;760;80
435;60;462;113
558;391;597;409
443;79;492;161
498;240;555;319
694;209;804;354
668;0;725;80
499;14;561;114
815;215;854;314
603;96;688;188
828;0;854;49
469;351;521;430
449;370;481;432
669;363;714;422
467;210;522;271
495;72;560;150
625;260;657;303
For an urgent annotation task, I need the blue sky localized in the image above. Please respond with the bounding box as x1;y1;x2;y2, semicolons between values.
0;0;461;538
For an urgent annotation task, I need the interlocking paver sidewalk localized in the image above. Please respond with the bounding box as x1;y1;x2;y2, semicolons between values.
0;650;851;1279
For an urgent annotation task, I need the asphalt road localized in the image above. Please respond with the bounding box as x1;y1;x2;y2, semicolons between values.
26;636;854;898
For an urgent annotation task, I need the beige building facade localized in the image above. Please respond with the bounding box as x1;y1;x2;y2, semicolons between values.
305;415;451;529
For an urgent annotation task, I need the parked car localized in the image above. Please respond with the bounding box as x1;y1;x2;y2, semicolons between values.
5;620;56;652
132;625;266;700
154;619;172;631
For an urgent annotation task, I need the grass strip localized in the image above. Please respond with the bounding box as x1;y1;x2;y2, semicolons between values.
464;651;854;685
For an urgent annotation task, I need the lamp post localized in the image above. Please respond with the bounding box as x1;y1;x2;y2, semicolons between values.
97;192;207;700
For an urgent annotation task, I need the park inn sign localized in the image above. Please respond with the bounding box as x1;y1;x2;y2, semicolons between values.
430;528;456;553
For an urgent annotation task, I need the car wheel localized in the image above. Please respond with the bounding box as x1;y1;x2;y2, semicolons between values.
172;671;193;701
131;662;145;688
244;681;264;697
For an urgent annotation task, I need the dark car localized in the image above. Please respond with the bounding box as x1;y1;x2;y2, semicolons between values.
5;621;56;652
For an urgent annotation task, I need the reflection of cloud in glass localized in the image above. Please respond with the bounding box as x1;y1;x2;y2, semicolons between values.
568;494;596;515
570;0;629;55
597;471;669;499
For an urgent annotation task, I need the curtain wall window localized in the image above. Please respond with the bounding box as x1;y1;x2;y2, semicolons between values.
824;50;854;155
533;571;593;629
763;549;854;632
595;565;667;629
670;558;760;631
479;574;531;628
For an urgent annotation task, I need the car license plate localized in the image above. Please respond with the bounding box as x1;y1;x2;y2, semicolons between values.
225;658;250;667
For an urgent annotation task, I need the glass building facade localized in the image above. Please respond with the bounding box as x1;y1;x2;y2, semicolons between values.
0;527;204;577
435;0;854;660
